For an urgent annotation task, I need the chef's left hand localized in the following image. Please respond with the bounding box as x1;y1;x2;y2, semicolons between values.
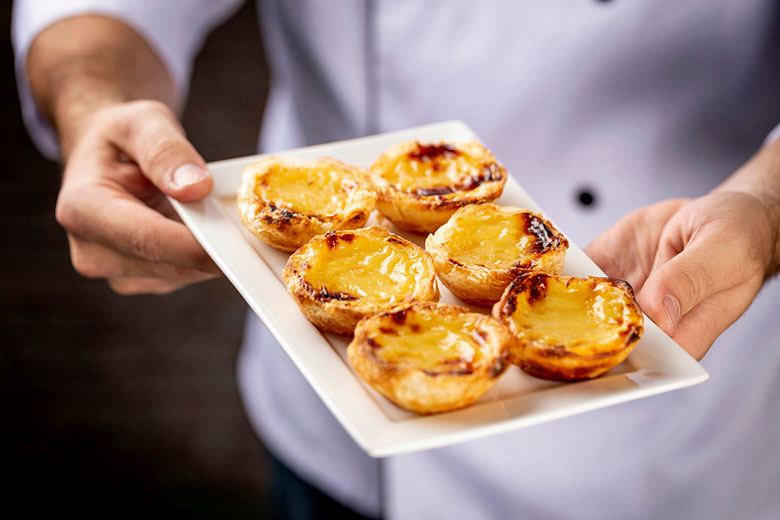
585;191;776;360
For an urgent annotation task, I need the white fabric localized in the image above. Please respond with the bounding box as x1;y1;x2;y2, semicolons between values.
14;0;780;518
11;0;242;159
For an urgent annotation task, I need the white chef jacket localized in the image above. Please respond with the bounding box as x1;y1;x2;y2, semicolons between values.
14;1;780;518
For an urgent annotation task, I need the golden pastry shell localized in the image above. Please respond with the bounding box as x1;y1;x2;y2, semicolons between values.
348;302;510;414
237;156;377;252
368;140;507;233
283;226;440;336
425;203;568;307
492;273;643;381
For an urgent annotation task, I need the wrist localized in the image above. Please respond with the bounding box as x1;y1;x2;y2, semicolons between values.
26;15;177;161
716;140;780;277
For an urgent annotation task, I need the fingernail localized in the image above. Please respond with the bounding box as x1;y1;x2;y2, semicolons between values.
662;295;681;337
171;164;208;188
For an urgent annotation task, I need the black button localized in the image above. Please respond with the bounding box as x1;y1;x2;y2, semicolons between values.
576;187;597;208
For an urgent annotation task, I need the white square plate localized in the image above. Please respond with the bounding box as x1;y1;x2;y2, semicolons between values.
170;120;708;458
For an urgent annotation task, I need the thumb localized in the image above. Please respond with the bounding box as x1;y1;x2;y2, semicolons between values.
637;239;735;339
108;101;212;202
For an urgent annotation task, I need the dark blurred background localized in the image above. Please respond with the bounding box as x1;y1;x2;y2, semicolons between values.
1;2;272;517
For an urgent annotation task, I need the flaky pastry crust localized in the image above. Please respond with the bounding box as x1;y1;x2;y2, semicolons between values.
492;273;643;381
368;141;507;233
348;302;510;414
283;226;440;336
237;156;377;252
425;204;568;306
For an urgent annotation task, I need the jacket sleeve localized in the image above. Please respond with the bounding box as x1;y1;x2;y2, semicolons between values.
11;0;244;159
766;123;780;146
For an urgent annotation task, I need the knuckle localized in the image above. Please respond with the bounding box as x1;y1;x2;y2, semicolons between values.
54;193;78;231
679;264;711;307
145;135;187;171
131;99;169;116
70;248;98;279
67;239;113;280
96;100;174;142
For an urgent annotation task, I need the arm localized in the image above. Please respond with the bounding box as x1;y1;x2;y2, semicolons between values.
586;137;780;359
715;137;780;274
28;15;178;158
26;15;219;294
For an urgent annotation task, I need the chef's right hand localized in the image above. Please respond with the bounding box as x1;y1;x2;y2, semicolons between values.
55;100;221;295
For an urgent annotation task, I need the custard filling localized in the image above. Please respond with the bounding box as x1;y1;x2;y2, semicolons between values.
446;209;542;268
305;235;430;304
510;279;634;351
381;144;492;195
256;164;356;215
373;311;485;371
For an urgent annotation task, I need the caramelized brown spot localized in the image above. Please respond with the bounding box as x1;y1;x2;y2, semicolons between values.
411;163;503;197
301;278;358;302
423;367;474;377
409;324;421;333
546;345;570;358
390;308;408;325
408;142;459;162
525;215;559;252
414;185;461;196
386;236;405;245
378;327;398;335
526;274;548;305
482;162;503;182
268;202;293;218
609;277;636;296
325;233;339;249
626;327;642;345
366;337;381;350
262;202;297;227
488;357;506;379
502;292;518;316
315;287;358;302
449;258;465;267
299;278;315;296
541;344;626;360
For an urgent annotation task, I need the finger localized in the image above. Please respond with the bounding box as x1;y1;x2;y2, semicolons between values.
638;238;761;338
585;199;690;292
61;185;220;272
670;280;762;359
103;101;212;202
107;276;194;295
68;234;219;282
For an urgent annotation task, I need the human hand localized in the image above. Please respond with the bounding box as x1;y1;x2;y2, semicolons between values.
55;100;221;295
585;192;776;360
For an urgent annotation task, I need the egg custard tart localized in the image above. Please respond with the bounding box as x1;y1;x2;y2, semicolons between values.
368;140;507;233
238;156;377;252
348;302;510;414
493;273;643;381
425;203;568;306
283;226;440;336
